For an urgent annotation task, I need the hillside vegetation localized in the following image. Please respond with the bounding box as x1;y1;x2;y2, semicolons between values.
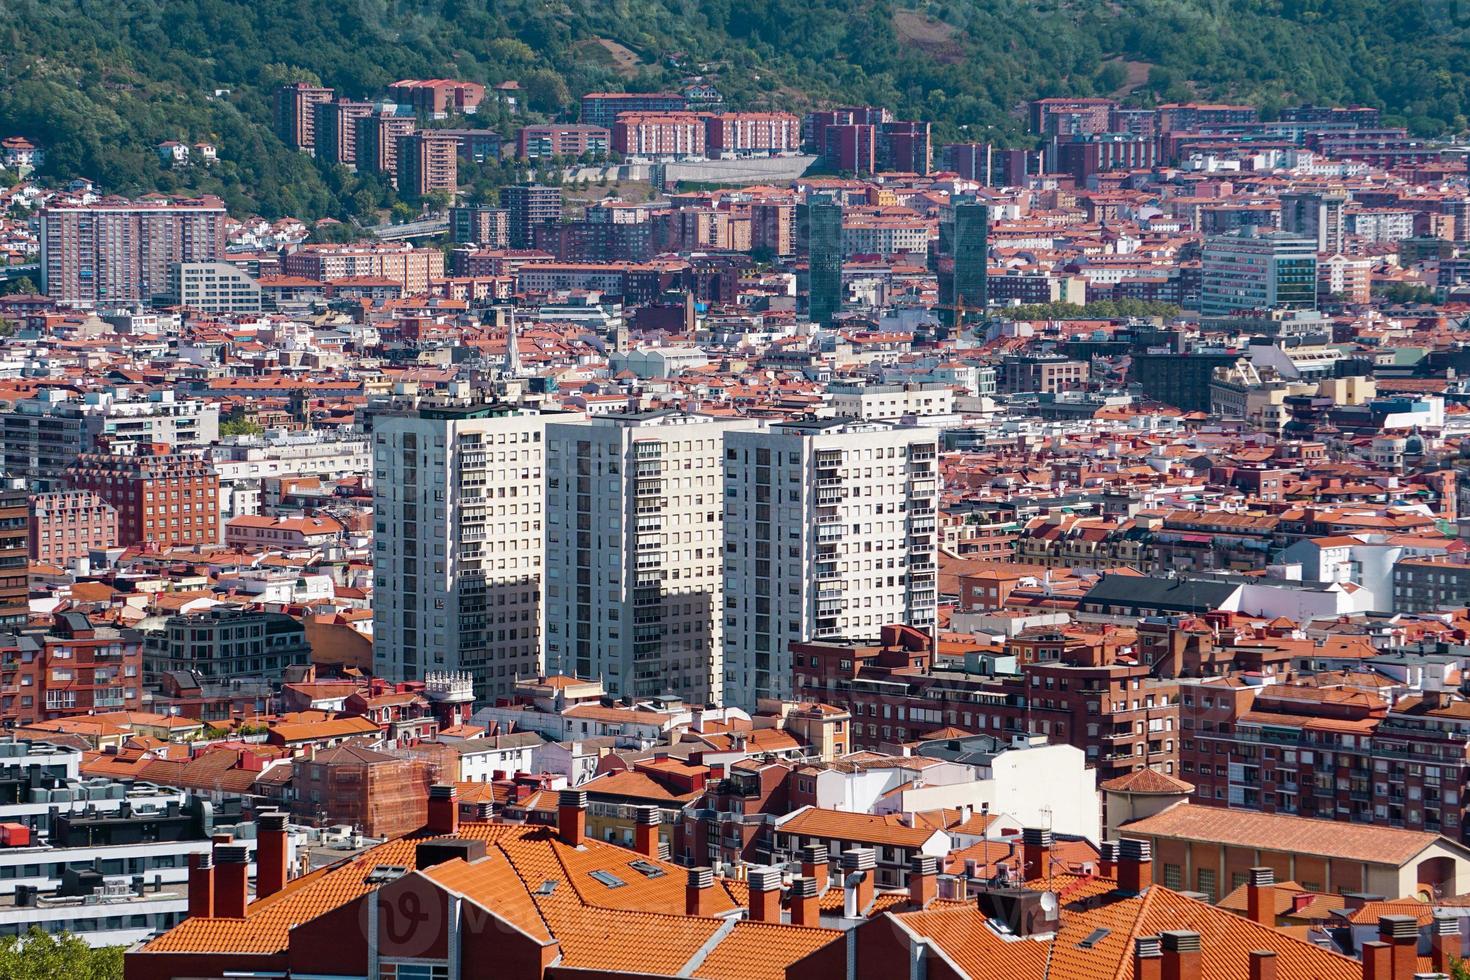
0;0;1464;218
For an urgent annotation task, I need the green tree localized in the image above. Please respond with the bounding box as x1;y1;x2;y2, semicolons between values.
523;69;571;115
0;928;123;980
220;416;264;437
1;276;38;296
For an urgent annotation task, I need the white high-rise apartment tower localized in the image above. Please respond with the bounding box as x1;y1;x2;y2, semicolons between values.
722;419;939;708
372;402;562;700
543;411;754;704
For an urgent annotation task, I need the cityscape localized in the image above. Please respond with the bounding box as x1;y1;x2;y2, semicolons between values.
1;16;1470;980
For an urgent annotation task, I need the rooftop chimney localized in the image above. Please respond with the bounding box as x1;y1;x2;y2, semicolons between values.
558;788;587;848
1245;866;1274;927
256;811;289;900
633;805;662;860
1249;950;1277;980
1135;935;1163;980
1432;914;1462;975
427;784;459;836
1361;940;1392;980
800;844;829;895
1380;915;1419;980
214;844;251;919
909;854;938;910
748;866;782;923
1021;827;1053;881
1160;930;1201;980
687;866;716;917
1118;838;1152;894
1099;840;1118;879
842;848;876;918
187;852;214;919
790;875;820;927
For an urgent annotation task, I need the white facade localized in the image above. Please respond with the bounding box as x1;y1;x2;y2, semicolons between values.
373;405;557;700
168;261;263;313
544;411;754;704
722;419;939;708
827;383;955;421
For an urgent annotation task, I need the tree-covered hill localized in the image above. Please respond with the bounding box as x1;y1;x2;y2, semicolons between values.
0;0;1465;219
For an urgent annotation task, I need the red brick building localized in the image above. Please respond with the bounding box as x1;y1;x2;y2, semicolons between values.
705;112;801;155
65;444;219;548
387;79;486;117
0;488;26;628
792;624;1181;784
28;489;117;566
395;130;458;199
612;112;708;158
0;612;144;725
274;82;333;150
517;124;611;160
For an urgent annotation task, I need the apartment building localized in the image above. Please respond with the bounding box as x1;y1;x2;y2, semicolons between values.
450;204;510;246
612;113;708;159
395;130;458;199
312;99;373;166
544;411;753;704
517;124;611;160
355;110;416;177
64;446;219;548
0;488;25;629
27;490;116;566
387;79;485;117
282;243;444;293
1;389;220;488
165;261;263;312
373;402;557;700
704;112;801;156
274;82;333;151
502;184;563;249
39;196;227;306
722;419;939;707
579;91;688;129
1;613;143;723
143;608;311;687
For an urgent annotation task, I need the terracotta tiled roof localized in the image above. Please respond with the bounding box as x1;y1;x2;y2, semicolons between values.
1099;767;1196;796
1123;803;1443;866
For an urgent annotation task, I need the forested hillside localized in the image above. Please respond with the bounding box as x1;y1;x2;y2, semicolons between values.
0;0;1464;219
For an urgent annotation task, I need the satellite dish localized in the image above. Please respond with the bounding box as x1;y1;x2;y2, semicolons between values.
1039;891;1059;920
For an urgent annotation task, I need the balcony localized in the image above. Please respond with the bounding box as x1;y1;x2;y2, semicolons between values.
816;565;841;582
817;523;845;542
816;488;845;506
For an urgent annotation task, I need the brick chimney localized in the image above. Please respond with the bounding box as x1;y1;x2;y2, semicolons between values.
427;784;459;836
1159;930;1201;980
1245;866;1274;927
1134;935;1163;980
800;844;829;895
1361;940;1392;980
633;805;661;859
214;844;251;919
1248;950;1276;980
748;866;782;922
1379;915;1418;980
256;811;290;900
187;852;214;919
686;866;716;917
558;788;587;847
1118;838;1152;894
908;854;938;910
842;847;876;918
1099;840;1118;879
1432;913;1462;975
1021;827;1053;881
790;875;820;927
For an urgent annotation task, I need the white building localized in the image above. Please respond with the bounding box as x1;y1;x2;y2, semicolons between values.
827;382;955;421
373;401;563;700
544;411;754;704
722;419;939;707
166;262;263;313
